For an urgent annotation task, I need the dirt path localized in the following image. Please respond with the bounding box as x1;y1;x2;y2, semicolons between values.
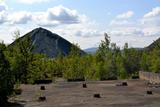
9;80;160;107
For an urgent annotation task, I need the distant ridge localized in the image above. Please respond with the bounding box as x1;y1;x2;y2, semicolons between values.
10;27;85;58
84;47;97;54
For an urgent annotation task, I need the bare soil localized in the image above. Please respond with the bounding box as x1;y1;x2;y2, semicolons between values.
9;80;160;107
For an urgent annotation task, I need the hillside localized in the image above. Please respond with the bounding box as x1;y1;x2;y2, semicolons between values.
10;27;84;58
145;37;160;51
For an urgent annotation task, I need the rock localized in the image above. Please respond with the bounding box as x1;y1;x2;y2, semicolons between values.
40;86;45;90
82;83;87;88
147;90;152;95
39;96;46;101
94;94;101;98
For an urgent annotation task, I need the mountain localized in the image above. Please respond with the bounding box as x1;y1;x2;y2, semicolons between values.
10;27;85;58
84;47;98;54
145;37;160;51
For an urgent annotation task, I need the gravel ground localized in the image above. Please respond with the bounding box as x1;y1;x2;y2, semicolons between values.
9;80;160;107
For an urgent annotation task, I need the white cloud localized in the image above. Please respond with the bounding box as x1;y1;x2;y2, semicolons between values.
110;20;132;26
0;11;6;24
33;5;85;26
106;8;160;48
75;30;101;38
17;0;49;4
141;7;160;29
110;11;135;26
0;5;87;26
116;11;134;19
144;7;160;18
53;20;103;38
8;11;32;24
109;27;144;36
142;27;160;36
47;6;78;23
141;7;160;37
0;2;6;11
141;17;160;26
0;2;7;24
109;17;160;38
110;8;160;38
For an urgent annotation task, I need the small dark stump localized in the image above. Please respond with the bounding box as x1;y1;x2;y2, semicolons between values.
83;83;87;88
94;94;101;98
147;90;152;95
40;86;45;90
39;96;46;101
122;82;128;86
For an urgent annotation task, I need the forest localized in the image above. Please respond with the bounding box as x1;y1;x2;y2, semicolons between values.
0;32;160;104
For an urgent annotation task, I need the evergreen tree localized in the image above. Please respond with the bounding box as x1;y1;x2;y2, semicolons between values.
9;32;35;83
149;47;160;73
0;43;14;105
63;44;84;80
140;52;150;71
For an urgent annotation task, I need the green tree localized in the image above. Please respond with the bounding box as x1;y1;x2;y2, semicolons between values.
0;43;14;105
96;33;110;61
8;32;35;83
122;43;142;77
140;52;150;71
63;44;84;80
149;47;160;73
116;55;127;79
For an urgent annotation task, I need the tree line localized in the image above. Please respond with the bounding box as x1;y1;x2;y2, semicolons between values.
0;32;160;104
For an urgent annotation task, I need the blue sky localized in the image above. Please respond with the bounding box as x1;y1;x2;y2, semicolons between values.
0;0;160;49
